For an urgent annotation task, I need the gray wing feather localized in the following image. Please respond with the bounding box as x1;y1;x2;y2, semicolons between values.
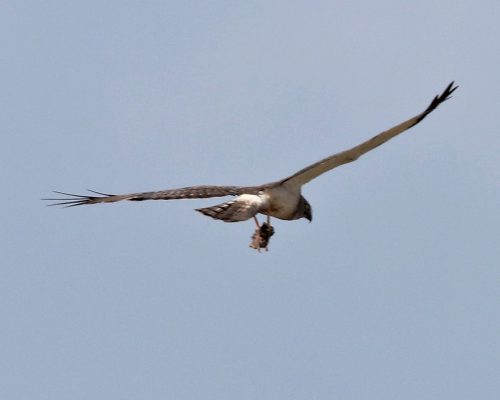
281;82;457;188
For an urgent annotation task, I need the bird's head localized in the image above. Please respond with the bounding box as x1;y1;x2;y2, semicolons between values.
301;196;312;222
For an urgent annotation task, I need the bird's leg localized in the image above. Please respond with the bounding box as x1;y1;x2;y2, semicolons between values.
250;216;262;251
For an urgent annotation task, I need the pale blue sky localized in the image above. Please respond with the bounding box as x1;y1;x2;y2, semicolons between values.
2;1;499;399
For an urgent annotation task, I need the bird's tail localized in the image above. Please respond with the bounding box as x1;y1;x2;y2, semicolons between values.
196;200;259;222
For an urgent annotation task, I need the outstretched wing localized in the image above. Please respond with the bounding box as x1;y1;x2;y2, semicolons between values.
43;185;268;207
281;82;458;188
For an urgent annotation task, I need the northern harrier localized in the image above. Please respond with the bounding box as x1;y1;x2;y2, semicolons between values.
46;82;457;249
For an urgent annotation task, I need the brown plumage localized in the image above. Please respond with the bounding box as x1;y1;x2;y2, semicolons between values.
45;82;457;243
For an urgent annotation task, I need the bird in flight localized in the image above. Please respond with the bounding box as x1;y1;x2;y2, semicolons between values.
45;82;457;249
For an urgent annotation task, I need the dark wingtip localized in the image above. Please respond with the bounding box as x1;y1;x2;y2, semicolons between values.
415;81;458;124
442;80;458;100
42;189;113;207
429;81;458;108
86;189;114;196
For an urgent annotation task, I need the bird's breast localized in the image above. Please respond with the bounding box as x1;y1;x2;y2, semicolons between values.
261;186;300;220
